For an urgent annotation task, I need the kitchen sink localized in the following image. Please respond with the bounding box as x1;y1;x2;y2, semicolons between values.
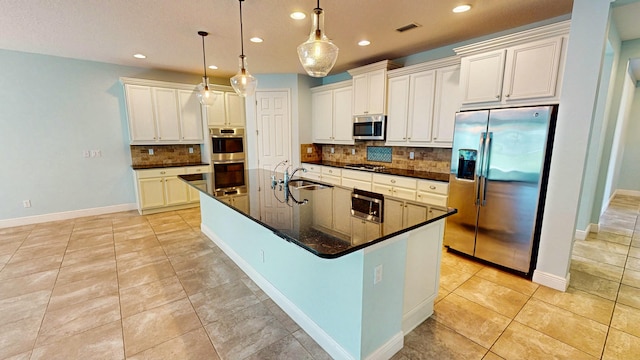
287;179;332;190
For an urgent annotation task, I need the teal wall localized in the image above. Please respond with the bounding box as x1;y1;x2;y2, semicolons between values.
617;84;640;190
0;49;219;221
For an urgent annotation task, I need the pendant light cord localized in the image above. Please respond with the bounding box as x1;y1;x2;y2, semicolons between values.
201;34;208;79
315;0;321;33
239;0;245;57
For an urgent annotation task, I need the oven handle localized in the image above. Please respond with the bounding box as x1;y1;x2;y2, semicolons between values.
212;160;246;165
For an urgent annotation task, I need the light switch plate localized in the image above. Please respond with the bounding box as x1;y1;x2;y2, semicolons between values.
307;147;312;154
409;151;415;160
148;149;154;155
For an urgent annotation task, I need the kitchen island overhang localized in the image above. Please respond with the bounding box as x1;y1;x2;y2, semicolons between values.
180;169;457;360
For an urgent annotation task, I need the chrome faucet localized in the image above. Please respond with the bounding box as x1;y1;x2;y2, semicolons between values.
271;160;288;185
284;166;307;185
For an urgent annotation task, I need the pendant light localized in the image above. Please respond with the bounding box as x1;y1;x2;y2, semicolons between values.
297;0;339;77
196;31;216;106
230;0;257;97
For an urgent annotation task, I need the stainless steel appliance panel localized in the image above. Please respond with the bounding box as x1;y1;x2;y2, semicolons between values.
474;106;552;272
444;110;489;255
210;127;245;162
353;115;386;140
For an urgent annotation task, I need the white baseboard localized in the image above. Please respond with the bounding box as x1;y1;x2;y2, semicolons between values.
615;189;640;197
402;297;434;335
201;224;356;360
532;270;570;291
0;203;137;229
574;223;597;240
364;332;403;360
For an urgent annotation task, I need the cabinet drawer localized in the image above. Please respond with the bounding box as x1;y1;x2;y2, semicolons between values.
372;174;417;189
322;174;341;186
136;167;185;179
303;164;322;174
322;167;342;177
185;165;210;174
392;187;416;201
302;172;322;181
342;169;373;182
341;178;372;191
416;191;448;207
417;179;449;195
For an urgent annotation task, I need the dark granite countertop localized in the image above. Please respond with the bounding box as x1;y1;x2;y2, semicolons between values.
302;160;450;182
180;169;457;259
132;162;209;170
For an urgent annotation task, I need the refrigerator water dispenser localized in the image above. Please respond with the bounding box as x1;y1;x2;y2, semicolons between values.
457;149;477;180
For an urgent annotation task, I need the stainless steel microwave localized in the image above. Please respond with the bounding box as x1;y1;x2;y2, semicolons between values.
353;115;386;141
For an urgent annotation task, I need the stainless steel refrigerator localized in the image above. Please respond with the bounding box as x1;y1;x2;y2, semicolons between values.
445;105;556;275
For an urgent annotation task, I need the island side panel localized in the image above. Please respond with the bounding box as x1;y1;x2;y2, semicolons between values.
361;236;407;359
402;220;445;334
200;195;366;360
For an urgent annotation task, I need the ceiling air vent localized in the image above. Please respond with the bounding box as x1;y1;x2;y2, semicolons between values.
396;23;421;33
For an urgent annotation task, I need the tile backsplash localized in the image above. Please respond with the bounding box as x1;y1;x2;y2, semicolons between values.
130;145;202;166
310;142;451;173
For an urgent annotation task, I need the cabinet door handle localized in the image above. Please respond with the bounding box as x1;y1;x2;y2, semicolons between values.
160;171;166;174
417;194;422;198
505;94;510;98
408;137;411;140
496;95;500;99
391;179;396;184
430;185;436;190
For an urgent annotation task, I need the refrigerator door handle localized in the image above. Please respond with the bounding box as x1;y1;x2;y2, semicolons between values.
475;132;487;206
481;132;493;206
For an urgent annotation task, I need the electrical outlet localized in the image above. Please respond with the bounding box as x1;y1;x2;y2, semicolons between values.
23;200;31;208
189;147;194;154
307;147;312;154
374;265;383;284
351;148;356;155
330;147;335;154
409;151;415;160
148;149;154;155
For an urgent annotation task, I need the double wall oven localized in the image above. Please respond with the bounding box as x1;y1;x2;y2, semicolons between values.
210;127;247;195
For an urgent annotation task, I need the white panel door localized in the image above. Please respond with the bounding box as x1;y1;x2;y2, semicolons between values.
256;91;291;172
125;85;156;142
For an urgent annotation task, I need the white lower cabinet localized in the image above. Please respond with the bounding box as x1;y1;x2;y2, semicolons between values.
134;166;209;214
351;218;381;246
372;174;417;201
383;198;428;236
220;194;249;213
312;187;351;236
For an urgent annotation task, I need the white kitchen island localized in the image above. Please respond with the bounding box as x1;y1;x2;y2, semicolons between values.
181;169;456;360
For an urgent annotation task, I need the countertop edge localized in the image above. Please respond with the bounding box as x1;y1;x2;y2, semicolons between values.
302;161;450;183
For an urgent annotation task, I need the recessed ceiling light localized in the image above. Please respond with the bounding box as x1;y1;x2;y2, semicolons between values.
250;37;263;43
358;40;371;47
208;65;218;70
290;12;306;20
452;4;471;13
133;53;146;59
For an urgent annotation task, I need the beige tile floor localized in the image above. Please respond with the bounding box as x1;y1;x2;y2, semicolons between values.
0;195;638;359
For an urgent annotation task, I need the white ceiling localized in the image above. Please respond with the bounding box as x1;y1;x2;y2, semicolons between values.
0;0;580;79
2;1;640;80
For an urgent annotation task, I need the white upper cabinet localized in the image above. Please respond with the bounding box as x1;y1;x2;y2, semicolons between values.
206;89;245;127
122;78;206;145
455;21;569;108
386;57;461;148
459;50;506;104
311;81;354;145
177;90;204;141
348;60;400;116
432;65;462;144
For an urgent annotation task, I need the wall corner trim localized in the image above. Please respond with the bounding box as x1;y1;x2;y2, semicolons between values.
532;270;570;291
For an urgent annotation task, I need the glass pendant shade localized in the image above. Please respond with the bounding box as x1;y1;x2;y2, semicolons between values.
197;77;216;106
231;55;257;97
297;6;338;77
